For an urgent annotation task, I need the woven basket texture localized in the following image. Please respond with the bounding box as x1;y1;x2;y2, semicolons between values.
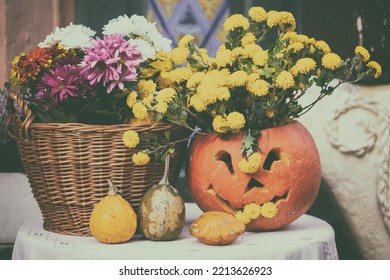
6;91;189;236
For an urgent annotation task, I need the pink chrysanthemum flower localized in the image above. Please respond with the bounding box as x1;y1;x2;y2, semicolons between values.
35;88;56;111
36;64;88;106
80;33;144;93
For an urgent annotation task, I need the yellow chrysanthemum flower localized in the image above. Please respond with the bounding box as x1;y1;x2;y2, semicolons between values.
252;50;268;66
193;48;210;62
275;71;295;90
289;66;298;77
322;53;342;70
315;40;331;54
247;73;259;83
196;83;218;104
156;88;176;104
178;34;195;48
238;152;261;174
132;102;148;120
122;130;140;148
241;32;256;47
355;46;370;62
293;58;317;75
153;102;168;114
282;31;298;42
308;37;316;45
142;96;152;107
267;11;296;32
126;91;137;108
248;6;268;23
187;72;206;89
158;71;174;88
218;68;231;77
226;112;246;130
266;11;279;28
245;43;263;58
215;49;233;67
235;210;251;224
308;45;316;55
201;71;227;87
10;55;23;85
171;47;189;65
190;94;207;112
296;34;309;45
260;202;278;218
232;47;248;58
212;115;228;133
223;14;250;31
247;79;270;97
167;67;193;84
149;53;174;73
215;86;230;101
287;42;304;53
132;151;150;166
243;203;262;219
229;70;248;87
137;80;156;99
367;61;382;78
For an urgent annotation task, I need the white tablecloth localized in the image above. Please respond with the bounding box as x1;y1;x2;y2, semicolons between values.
12;203;338;260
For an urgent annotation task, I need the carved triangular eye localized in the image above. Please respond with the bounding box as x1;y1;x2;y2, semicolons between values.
215;150;235;175
263;148;289;171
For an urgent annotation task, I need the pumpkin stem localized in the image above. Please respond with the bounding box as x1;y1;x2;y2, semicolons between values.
107;179;121;196
158;153;171;185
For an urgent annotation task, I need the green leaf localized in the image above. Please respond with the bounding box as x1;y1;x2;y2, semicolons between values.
164;131;171;141
258;67;273;79
241;129;260;157
153;113;164;122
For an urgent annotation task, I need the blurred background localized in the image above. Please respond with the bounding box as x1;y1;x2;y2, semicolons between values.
1;0;389;260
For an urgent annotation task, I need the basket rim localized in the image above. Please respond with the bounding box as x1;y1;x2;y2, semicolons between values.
10;121;189;133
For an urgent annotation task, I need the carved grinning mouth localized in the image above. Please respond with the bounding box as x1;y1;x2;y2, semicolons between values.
206;184;236;213
207;183;290;212
271;190;290;203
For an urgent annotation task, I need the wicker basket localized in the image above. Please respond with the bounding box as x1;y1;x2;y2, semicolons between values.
6;90;190;236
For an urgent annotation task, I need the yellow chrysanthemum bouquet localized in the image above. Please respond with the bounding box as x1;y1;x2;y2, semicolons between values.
124;6;381;165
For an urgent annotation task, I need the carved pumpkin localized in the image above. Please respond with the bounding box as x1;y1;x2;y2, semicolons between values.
186;121;321;231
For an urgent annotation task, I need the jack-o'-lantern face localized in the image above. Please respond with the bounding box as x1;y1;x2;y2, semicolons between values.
186;121;321;231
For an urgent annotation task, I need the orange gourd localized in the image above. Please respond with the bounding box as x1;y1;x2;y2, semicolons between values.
190;211;245;245
89;180;137;243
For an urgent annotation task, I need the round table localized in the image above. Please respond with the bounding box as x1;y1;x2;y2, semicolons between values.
12;203;338;260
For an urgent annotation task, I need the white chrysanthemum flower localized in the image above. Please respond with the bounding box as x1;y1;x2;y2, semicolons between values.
103;15;155;40
152;33;172;52
103;14;172;52
38;23;96;49
128;39;156;60
38;28;62;47
102;15;135;36
127;15;159;44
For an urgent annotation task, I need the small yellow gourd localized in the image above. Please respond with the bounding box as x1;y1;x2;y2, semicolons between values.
89;180;137;244
190;211;245;245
